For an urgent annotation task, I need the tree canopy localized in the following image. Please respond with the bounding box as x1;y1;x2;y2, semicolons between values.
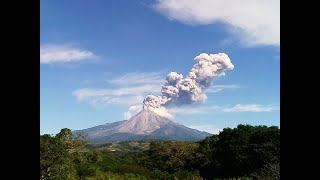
40;124;280;179
199;124;280;179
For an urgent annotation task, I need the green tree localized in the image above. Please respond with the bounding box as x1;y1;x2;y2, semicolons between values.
251;162;280;180
40;130;78;179
147;141;201;173
199;124;280;179
40;128;93;180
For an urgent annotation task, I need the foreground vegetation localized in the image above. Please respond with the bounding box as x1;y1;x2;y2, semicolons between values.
40;124;280;179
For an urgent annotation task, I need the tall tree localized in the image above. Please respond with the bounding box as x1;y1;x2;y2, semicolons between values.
40;128;90;179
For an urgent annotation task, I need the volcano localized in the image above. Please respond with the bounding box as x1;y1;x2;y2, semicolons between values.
73;107;211;144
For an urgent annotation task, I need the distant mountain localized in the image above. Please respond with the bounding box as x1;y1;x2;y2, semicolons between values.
73;107;211;144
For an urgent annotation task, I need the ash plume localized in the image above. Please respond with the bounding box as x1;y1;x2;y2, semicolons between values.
142;53;234;116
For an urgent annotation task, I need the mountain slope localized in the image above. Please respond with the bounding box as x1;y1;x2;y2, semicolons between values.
116;108;170;134
72;120;127;139
148;121;211;141
73;108;211;144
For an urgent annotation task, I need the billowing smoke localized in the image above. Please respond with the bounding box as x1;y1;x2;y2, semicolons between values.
143;53;234;114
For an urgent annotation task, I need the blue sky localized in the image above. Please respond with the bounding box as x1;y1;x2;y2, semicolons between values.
40;0;280;135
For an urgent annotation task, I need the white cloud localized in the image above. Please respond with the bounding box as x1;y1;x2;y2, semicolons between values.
168;105;220;115
169;103;279;114
40;44;96;64
169;107;207;115
90;95;145;107
108;72;166;85
206;84;243;93
223;104;279;112
152;0;279;46
123;105;143;119
187;124;222;134
75;71;166;110
72;84;161;106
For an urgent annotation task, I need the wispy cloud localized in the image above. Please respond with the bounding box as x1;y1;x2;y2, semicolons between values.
169;103;279;115
152;0;279;46
108;72;166;85
169;107;207;115
223;104;279;112
72;84;161;107
75;71;166;109
122;102;279;120
40;44;96;64
90;95;145;107
168;105;221;115
123;105;143;119
206;84;243;93
187;124;222;134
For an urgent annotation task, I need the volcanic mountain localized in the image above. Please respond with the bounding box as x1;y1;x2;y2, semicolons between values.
73;107;211;144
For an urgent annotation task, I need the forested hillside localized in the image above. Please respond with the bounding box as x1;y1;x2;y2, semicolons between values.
40;124;280;180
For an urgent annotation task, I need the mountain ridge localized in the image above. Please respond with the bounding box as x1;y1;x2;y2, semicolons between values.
73;108;211;144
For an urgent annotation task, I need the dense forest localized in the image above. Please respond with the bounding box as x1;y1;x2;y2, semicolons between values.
40;124;280;180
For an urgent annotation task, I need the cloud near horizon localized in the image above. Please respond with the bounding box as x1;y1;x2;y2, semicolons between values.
152;0;279;46
223;104;279;112
187;124;222;134
167;103;279;115
40;44;96;64
123;105;143;120
123;102;279;119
